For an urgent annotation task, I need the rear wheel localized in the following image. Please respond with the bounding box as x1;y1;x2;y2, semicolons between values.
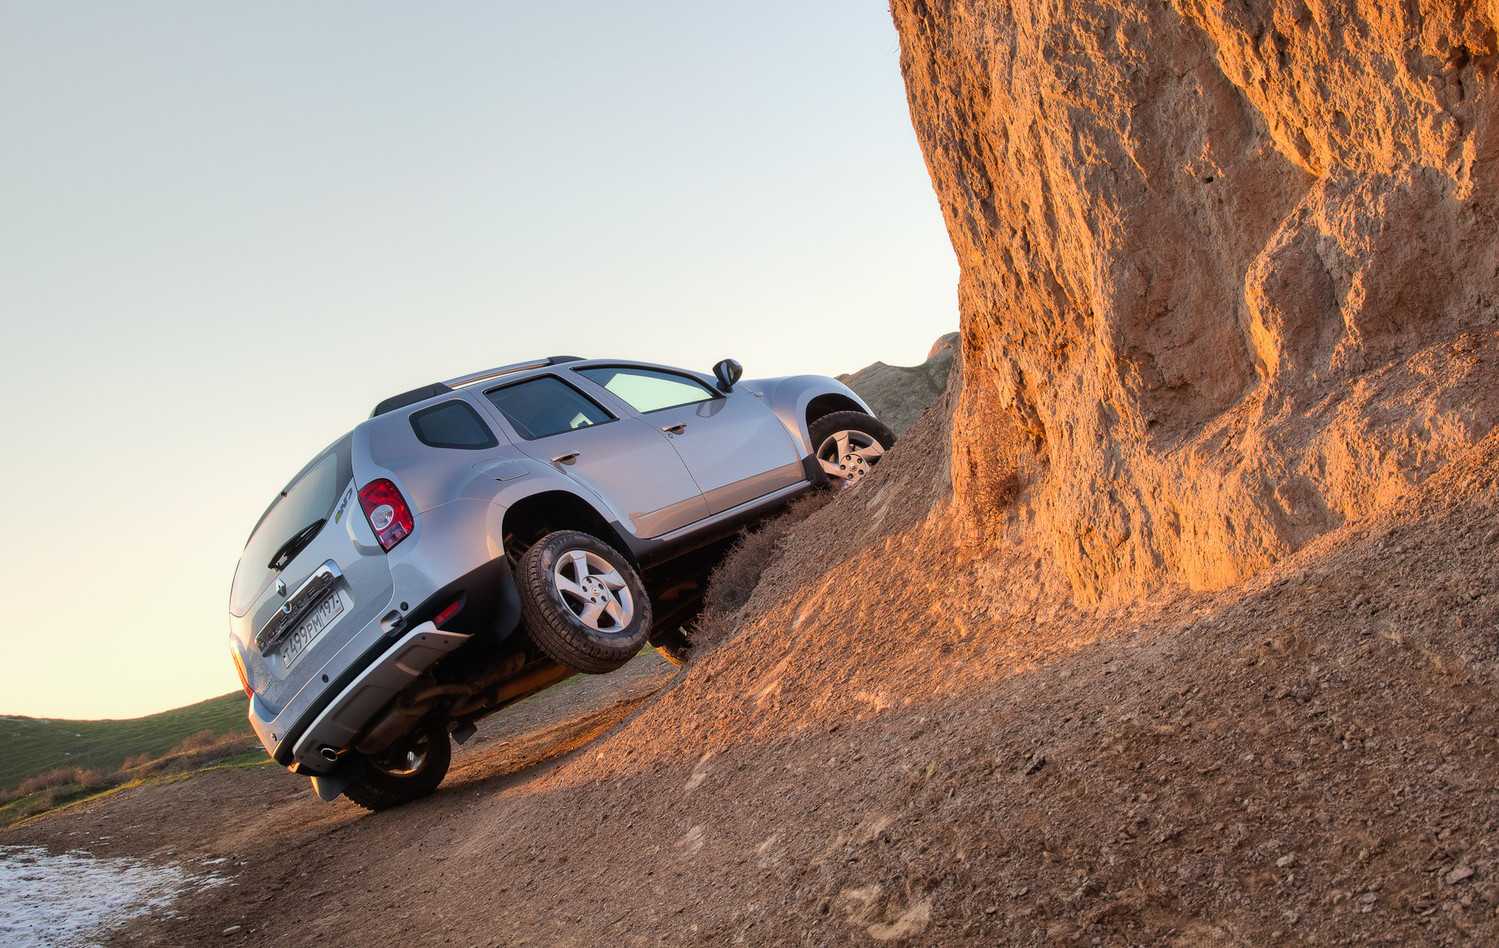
518;530;652;673
343;722;451;812
809;411;896;490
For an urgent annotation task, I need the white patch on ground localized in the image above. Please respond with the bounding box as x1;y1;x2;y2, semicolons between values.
840;885;932;941
675;825;706;856
0;845;225;947
750;656;792;709
865;485;894;532
684;752;713;792
754;833;782;868
867;898;932;942
839;884;883;925
854;814;893;845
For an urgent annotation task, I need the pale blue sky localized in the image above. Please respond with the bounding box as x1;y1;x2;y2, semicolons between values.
0;2;956;718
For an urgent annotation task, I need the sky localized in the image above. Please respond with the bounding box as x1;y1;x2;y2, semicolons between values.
0;2;957;719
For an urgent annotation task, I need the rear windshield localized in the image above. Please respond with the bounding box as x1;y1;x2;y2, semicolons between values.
229;436;352;616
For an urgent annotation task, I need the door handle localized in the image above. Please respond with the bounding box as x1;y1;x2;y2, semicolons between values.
551;451;580;465
660;423;686;435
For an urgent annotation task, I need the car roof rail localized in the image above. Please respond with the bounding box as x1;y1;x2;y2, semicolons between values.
370;356;587;417
441;355;585;390
370;382;455;418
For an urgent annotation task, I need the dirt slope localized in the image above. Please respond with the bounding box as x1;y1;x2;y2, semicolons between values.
840;332;958;435
6;405;1495;944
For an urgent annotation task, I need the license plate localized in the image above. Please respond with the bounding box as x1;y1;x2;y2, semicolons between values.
278;593;345;668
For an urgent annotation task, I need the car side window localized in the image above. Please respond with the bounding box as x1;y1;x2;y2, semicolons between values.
484;376;613;440
410;400;498;450
576;366;717;414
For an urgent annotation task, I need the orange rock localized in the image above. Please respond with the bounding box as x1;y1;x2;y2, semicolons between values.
891;0;1499;602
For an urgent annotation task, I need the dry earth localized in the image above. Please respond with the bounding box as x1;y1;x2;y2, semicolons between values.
6;405;1498;944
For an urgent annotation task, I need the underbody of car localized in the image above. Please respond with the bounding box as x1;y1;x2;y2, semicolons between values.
227;355;894;809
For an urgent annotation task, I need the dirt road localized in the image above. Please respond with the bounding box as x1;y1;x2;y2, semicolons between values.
1;655;674;946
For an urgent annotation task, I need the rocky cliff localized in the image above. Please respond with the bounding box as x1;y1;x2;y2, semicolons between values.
892;0;1499;601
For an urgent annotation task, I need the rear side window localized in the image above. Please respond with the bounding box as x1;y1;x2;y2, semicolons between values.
484;376;612;440
576;366;717;413
230;436;352;616
411;400;498;450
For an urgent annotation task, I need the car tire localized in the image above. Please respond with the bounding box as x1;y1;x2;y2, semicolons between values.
518;529;652;674
343;722;451;812
808;410;896;490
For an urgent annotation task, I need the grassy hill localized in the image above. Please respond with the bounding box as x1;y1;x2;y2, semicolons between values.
0;691;252;792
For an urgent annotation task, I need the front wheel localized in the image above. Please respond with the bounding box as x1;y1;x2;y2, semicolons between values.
343;722;451;812
809;411;896;490
518;530;653;674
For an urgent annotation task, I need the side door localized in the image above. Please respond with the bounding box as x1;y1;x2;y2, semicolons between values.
480;374;709;539
572;365;803;515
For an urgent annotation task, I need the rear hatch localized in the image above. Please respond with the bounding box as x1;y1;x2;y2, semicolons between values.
229;434;393;715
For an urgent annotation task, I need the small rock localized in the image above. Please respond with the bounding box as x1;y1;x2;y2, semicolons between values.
1022;754;1047;776
1446;865;1475;885
1276;854;1296;869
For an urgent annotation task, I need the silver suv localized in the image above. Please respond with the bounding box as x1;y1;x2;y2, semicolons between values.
229;356;894;809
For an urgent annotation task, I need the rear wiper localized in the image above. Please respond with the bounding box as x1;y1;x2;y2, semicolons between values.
267;519;326;572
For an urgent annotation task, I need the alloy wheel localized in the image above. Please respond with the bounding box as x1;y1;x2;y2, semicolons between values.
552;548;634;632
816;429;885;488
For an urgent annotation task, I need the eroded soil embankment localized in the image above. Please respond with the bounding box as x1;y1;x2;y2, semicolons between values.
7;406;1497;945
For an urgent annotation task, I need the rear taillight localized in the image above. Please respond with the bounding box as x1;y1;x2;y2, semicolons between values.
358;478;414;552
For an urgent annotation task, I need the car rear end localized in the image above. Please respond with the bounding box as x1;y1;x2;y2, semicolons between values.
227;400;529;778
227;431;408;766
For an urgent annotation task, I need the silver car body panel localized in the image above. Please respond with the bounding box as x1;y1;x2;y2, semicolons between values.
229;356;880;772
474;378;710;538
752;374;874;455
569;365;805;516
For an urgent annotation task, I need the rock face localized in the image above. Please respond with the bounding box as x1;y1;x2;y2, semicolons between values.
892;0;1499;601
839;332;958;435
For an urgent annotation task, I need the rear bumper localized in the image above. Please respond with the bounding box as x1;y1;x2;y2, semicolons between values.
247;553;521;766
289;621;471;774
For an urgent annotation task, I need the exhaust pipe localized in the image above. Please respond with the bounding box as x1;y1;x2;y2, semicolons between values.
319;746;340;763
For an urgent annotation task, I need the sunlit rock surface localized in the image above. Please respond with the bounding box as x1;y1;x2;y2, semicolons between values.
892;0;1499;600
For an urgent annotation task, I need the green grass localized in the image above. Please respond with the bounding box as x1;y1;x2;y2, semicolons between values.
0;691;252;793
0;752;274;828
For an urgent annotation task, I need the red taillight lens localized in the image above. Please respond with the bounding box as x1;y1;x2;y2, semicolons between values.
358;478;414;552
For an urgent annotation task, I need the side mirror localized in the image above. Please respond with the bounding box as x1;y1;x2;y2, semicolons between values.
712;358;743;393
